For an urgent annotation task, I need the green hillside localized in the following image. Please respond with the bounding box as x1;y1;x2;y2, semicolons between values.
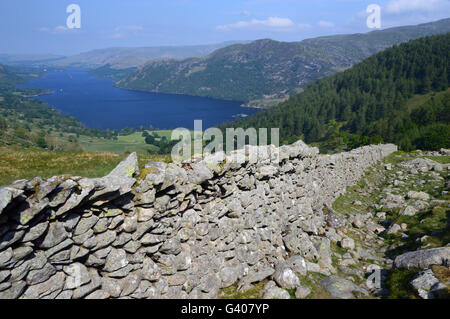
223;34;449;152
117;18;450;105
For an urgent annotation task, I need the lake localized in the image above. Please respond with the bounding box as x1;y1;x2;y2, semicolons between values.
19;69;258;130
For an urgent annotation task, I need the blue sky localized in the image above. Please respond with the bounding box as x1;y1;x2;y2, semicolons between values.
1;0;449;55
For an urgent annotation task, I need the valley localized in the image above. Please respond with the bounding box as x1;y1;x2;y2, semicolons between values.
0;9;448;301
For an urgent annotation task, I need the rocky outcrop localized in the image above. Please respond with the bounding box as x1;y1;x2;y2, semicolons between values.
0;141;397;299
394;248;450;270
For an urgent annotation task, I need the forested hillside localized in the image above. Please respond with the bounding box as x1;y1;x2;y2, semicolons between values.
117;18;450;105
223;34;449;151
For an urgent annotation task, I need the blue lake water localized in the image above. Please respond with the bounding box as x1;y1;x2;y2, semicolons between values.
19;69;258;130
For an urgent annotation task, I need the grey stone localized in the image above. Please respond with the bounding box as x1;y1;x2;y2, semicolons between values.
0;229;25;251
56;290;73;299
0;270;10;283
88;152;139;202
13;198;49;225
286;255;307;276
0;187;22;216
295;286;311;299
93;218;110;234
109;215;124;229
107;264;133;278
257;165;278;179
167;274;186;287
326;209;348;229
142;258;161;282
120;271;142;296
104;207;123;218
74;215;99;236
82;236;98;249
22;272;66;299
273;266;301;289
104;248;128;272
44;238;73;258
0;282;11;292
85;289;110;299
283;230;318;261
399;206;418;216
0;247;13;267
160;237;182;255
48;249;71;265
407;191;430;201
124;240;141;254
72;229;94;245
137;207;155;222
62;213;81;232
188;163;214;185
132;220;155;240
93;246;112;260
219;266;241;288
320;275;368;299
247;267;275;284
410;269;440;299
93;230;117;251
26;263;56;285
22;221;48;242
154;195;171;213
394;247;450;269
387;224;402;235
123;214;138;233
70;245;89;260
55;179;95;216
101;277;122;298
317;238;334;271
0;280;26;299
63;263;91;289
340;237;355;250
263;287;291;299
113;232;132;247
72;268;101;299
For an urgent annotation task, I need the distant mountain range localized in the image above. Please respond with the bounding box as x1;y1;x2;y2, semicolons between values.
48;41;249;69
116;18;450;105
0;54;64;66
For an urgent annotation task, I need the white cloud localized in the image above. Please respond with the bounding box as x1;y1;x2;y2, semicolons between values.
386;0;450;13
217;17;295;31
317;20;335;28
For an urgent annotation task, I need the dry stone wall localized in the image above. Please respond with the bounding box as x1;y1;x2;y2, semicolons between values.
0;140;397;299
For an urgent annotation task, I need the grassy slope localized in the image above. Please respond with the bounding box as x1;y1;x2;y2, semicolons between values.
0;146;170;186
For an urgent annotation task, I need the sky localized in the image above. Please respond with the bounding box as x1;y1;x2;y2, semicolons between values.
0;0;449;56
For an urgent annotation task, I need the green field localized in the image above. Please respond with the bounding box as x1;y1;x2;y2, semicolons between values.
78;130;181;155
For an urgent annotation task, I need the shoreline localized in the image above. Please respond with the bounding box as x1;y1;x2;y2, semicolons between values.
22;90;54;98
